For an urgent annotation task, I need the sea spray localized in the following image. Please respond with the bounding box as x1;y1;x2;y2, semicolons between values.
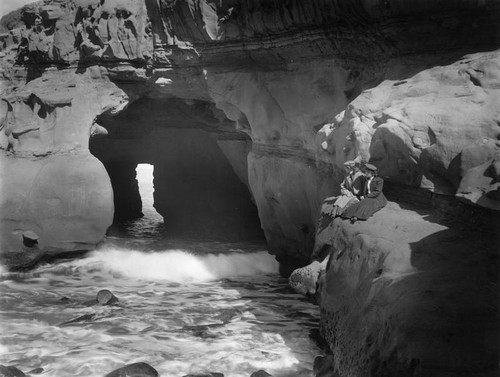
35;247;280;283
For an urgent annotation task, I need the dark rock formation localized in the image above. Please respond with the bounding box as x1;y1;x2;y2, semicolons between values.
0;248;88;272
313;355;337;377
81;289;119;306
0;365;26;377
249;370;272;377
96;289;119;305
104;160;144;222
26;368;43;375
59;312;97;326
104;362;159;377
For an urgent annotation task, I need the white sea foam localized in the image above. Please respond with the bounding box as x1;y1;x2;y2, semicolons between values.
0;242;318;377
54;247;280;283
0;344;8;356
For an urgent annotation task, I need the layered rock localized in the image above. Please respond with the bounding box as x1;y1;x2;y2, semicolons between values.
2;0;499;260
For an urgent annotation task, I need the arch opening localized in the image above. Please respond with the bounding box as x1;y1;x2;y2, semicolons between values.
135;163;162;222
89;97;265;243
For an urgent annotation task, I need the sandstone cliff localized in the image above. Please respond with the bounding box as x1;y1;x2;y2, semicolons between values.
2;0;499;259
0;1;499;375
313;199;498;377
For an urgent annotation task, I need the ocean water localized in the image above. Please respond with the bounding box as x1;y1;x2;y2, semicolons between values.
0;165;321;377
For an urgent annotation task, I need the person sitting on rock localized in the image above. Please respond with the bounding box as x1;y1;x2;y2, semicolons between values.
327;160;364;217
341;163;387;223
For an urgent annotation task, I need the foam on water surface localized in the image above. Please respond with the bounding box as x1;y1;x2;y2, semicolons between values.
71;247;280;283
0;244;320;377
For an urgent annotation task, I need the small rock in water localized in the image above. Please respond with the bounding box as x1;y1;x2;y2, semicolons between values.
182;373;224;377
27;368;43;375
84;289;119;307
250;370;273;377
97;289;119;305
0;365;26;377
216;308;242;323
104;362;159;377
59;313;96;326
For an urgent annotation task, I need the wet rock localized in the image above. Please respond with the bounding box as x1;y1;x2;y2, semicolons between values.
182;373;223;377
308;328;329;353
59;312;96;326
97;289;119;305
216;308;241;323
0;249;90;272
104;362;159;377
84;289;119;306
181;324;219;339
26;368;43;375
0;365;26;377
250;370;273;377
289;258;328;301
0;251;45;272
313;355;337;377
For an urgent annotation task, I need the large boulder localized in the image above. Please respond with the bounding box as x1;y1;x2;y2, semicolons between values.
319;51;500;208
316;201;499;376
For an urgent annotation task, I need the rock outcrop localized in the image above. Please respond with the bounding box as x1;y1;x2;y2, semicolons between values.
313;198;498;376
1;0;499;260
0;68;127;251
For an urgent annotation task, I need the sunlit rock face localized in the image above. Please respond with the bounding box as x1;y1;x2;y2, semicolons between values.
0;67;127;251
1;1;499;259
327;53;500;206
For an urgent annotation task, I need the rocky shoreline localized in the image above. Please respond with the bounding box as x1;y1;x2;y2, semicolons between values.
291;195;498;376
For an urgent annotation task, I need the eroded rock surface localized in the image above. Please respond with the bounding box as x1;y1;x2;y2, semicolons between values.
0;68;127;252
1;0;499;260
315;201;498;376
320;52;500;207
